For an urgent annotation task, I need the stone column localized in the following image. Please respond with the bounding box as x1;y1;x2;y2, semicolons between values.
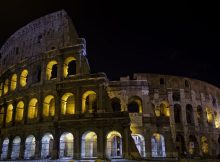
97;130;104;159
74;131;81;159
97;84;104;113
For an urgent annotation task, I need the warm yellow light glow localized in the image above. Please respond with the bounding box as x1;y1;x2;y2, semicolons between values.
46;60;57;80
15;101;24;121
11;74;17;91
63;56;76;78
0;83;3;97
6;104;13;123
214;112;219;128
43;95;55;117
206;107;213;123
152;133;161;142
107;131;122;139
84;131;97;140
82;91;96;113
20;69;28;87
61;93;75;115
61;132;74;141
4;79;9;94
159;101;170;117
28;98;38;119
0;107;4;125
201;136;208;154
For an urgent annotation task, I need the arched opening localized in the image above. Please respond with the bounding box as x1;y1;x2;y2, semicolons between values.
0;107;5;126
82;91;97;113
6;104;13;124
11;136;21;160
159;101;170;117
41;133;54;159
1;138;9;160
106;131;122;158
185;80;190;88
176;135;185;156
188;135;199;155
172;91;180;101
46;60;57;80
197;106;203;125
111;97;121;112
59;132;73;158
206;107;213;124
201;136;209;155
28;98;38;119
11;74;17;91
132;134;146;157
24;135;36;159
0;83;3;96
128;96;142;113
61;93;75;115
15;101;24;121
43;95;55;117
174;104;181;123
81;131;97;158
186;104;194;124
63;57;76;77
151;133;166;157
4;79;9;94
20;69;28;87
214;111;219;128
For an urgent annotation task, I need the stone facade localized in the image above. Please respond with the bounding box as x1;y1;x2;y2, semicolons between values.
0;10;220;161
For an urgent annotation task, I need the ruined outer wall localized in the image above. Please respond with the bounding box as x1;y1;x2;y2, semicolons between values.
0;10;79;74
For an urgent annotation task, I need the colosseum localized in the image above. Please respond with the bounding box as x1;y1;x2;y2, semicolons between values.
0;10;220;162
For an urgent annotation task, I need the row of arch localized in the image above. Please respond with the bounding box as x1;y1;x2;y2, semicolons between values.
0;56;77;97
0;91;97;125
173;104;219;128
1;132;166;160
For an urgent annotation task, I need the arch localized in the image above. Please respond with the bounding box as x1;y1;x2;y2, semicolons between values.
132;134;146;157
82;91;97;113
201;136;209;154
6;104;13;123
172;91;180;101
128;96;142;113
24;135;36;159
59;132;73;158
188;135;199;155
186;104;194;124
43;95;55;117
81;131;97;158
0;83;3;96
1;138;9;160
151;133;166;157
111;97;121;112
206;107;213;124
185;80;190;88
20;69;28;87
176;134;185;156
10;74;17;91
197;106;203;125
174;104;181;123
46;60;57;80
28;98;38;119
106;131;122;158
61;93;75;115
41;133;54;159
0;107;4;126
4;79;9;94
63;56;76;77
159;101;170;117
214;111;220;128
11;136;21;160
15;101;24;121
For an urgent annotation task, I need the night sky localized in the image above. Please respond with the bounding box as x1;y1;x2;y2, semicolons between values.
1;1;220;87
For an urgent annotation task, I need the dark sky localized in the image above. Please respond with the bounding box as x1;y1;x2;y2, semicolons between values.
1;1;220;87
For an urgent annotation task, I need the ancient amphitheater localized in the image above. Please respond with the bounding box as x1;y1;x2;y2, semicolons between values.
0;10;220;162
